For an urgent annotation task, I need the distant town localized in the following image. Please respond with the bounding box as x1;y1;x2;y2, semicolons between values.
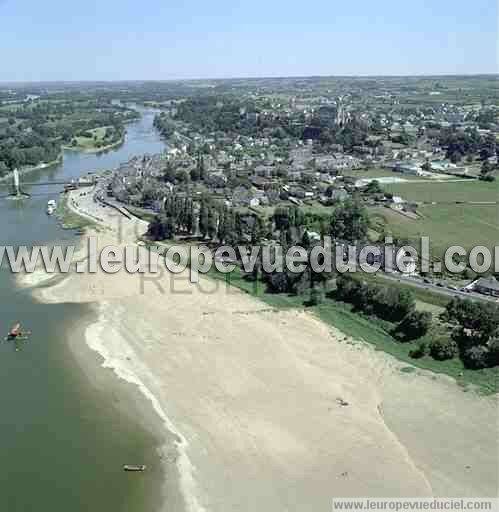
2;76;498;373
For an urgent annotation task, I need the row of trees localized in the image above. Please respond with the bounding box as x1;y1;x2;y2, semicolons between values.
311;118;369;152
147;195;269;245
273;200;370;244
335;275;432;341
439;128;497;162
153;113;176;138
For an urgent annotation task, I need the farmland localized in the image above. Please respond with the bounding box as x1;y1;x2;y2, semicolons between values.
383;179;498;204
341;167;432;181
369;203;498;254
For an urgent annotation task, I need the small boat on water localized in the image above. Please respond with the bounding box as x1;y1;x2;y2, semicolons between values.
9;322;21;338
123;465;147;472
5;322;31;342
46;199;57;215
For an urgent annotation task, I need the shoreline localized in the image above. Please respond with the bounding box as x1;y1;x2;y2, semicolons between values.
0;153;63;183
0;121;133;185
26;218;199;512
84;301;203;512
27;188;499;509
19;231;190;512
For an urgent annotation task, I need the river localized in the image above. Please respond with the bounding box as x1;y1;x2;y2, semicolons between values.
0;107;169;512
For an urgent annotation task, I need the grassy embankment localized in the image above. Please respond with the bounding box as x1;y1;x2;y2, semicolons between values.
142;237;498;395
55;194;99;231
209;266;497;394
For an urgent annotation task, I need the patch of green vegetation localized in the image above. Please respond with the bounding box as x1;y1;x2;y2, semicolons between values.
400;366;417;373
123;205;156;223
340;168;428;181
415;300;445;315
369;202;499;254
55;195;98;231
65;125;124;152
350;272;451;308
384;180;498;204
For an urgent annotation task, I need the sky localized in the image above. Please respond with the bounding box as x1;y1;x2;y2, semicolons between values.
0;0;497;82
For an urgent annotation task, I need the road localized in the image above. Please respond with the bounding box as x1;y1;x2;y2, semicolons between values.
373;270;498;304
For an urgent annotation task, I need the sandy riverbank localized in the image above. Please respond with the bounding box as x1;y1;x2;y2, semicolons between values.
26;190;499;511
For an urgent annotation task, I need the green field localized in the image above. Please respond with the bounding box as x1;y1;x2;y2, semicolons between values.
369;204;499;254
384;179;498;203
340;167;430;181
370;180;499;254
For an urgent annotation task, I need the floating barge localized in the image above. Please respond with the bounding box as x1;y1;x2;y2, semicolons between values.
123;465;146;472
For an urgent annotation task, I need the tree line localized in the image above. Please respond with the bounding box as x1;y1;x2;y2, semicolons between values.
440;298;499;369
335;275;432;341
0;99;134;175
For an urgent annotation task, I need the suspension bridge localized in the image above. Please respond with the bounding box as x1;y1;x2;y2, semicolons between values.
0;169;94;198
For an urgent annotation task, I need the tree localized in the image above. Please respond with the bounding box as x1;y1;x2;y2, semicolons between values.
308;286;324;306
410;341;428;359
445;298;499;344
364;180;383;194
199;200;209;239
190;166;201;181
0;160;9;177
488;337;499;367
479;135;497;161
481;160;494;175
443;298;499;368
429;337;459;361
185;200;195;234
422;161;432;172
207;207;218;240
147;214;175;241
273;206;291;231
463;346;489;369
176;170;189;184
393;290;416;322
266;271;289;294
251;216;266;244
396;311;432;341
162;162;177;183
330;200;369;242
196;154;206;180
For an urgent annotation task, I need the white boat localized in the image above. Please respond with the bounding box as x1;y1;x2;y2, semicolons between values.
47;199;57;208
123;465;146;472
46;205;55;215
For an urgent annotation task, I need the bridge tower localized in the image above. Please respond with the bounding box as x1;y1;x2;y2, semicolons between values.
13;169;20;196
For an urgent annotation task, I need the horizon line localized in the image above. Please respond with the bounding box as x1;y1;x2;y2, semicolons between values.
0;72;498;86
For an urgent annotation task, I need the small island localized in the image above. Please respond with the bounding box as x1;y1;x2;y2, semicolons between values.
0;95;139;178
63;125;125;153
